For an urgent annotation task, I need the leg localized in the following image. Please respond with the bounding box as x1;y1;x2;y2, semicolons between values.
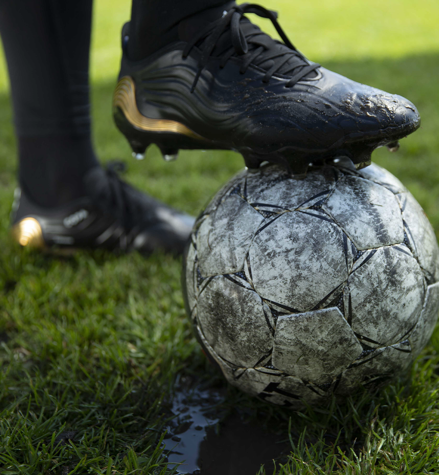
116;2;420;173
0;0;98;207
128;0;233;60
0;0;193;253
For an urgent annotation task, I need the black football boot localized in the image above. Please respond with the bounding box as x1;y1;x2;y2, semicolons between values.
10;162;194;254
114;3;420;175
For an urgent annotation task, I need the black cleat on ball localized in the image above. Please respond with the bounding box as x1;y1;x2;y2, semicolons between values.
10;162;194;254
114;3;420;175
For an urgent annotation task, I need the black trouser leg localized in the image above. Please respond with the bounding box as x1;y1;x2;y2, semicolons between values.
0;0;98;208
128;0;234;60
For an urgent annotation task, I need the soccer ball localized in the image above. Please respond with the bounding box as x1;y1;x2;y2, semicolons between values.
182;159;439;409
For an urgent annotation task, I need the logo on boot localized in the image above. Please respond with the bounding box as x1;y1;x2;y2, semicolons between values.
63;209;89;229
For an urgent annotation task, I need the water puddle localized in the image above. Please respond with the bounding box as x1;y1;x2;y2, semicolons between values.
163;379;290;474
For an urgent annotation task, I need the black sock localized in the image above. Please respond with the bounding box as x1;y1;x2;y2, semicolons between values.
128;0;234;61
0;0;99;208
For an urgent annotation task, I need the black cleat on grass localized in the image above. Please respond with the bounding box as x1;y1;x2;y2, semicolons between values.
114;3;420;175
11;162;194;254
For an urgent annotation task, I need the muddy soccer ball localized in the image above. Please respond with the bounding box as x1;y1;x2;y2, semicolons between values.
182;160;439;409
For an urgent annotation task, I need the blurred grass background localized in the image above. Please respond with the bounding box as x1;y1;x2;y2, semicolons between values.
1;0;439;473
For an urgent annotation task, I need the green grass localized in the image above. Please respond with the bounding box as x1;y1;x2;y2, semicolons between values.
1;0;439;473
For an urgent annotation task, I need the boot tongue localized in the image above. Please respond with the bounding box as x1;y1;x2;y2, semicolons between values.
178;2;236;42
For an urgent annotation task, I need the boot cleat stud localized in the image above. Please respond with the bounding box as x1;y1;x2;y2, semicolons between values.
387;141;400;153
132;152;145;160
163;153;179;162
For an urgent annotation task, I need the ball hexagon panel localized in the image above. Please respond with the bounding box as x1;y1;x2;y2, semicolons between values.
231;368;283;397
358;163;407;194
184;242;197;315
279;375;331;406
197;194;265;277
194;330;308;409
336;342;413;397
244;165;337;212
272;308;363;384
197;275;273;368
409;282;439;358
323;175;404;250
202;171;246;216
399;192;439;283
347;246;425;346
195;323;251;384
249;211;349;312
232;369;327;409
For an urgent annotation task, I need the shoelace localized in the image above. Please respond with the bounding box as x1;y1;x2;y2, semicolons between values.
183;3;320;92
93;161;140;234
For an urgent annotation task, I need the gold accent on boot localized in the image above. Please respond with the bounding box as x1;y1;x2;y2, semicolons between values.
11;217;45;248
113;76;203;140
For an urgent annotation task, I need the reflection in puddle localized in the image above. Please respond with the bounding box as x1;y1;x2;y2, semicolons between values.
163;382;290;474
163;385;223;473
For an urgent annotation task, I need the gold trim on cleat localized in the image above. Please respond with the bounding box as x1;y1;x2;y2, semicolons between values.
11;217;45;248
113;76;204;140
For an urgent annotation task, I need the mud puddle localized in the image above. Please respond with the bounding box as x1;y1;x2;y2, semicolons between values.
163;379;290;474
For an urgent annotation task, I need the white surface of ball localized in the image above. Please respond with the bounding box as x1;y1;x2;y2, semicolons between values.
183;161;439;409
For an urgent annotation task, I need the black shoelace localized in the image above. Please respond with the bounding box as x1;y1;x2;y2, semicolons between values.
92;161;141;234
183;3;320;92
